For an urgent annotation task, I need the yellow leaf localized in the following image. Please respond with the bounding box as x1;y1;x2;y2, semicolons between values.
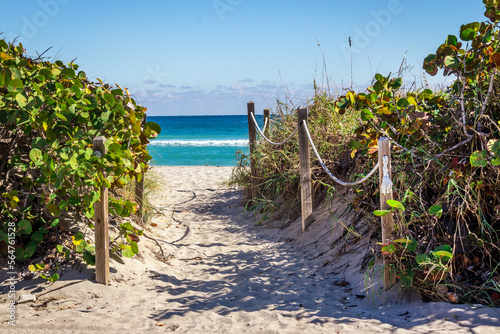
351;149;357;159
0;52;11;61
346;91;355;105
71;236;82;246
407;96;417;105
378;107;392;115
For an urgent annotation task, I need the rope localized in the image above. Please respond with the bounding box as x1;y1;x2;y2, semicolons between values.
302;120;380;187
250;112;298;146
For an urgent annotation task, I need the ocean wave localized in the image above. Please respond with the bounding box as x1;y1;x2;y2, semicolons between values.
149;139;249;147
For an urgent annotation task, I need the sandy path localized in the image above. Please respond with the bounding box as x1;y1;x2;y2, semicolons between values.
1;166;499;333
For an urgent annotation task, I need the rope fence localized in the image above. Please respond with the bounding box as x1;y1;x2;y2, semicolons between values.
247;102;395;290
250;111;298;146
302;120;380;187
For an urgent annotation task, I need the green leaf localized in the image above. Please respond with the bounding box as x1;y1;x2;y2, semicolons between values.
101;111;111;122
10;68;22;80
397;98;409;109
18;241;37;260
104;92;115;106
56;244;64;253
444;56;459;69
360;109;374;121
445;35;458;46
18;220;32;234
470;151;487;167
460;22;479;41
433;251;453;261
83;252;95;265
390;78;403;90
69;154;78;169
400;270;414;288
348;140;364;150
130;241;139;255
29;148;42;163
434;244;452;253
492;157;500;166
336;97;350;110
424;54;437;64
429;204;443;218
120;222;134;231
387;200;405;212
7;78;24;93
55;113;68;121
382;243;396;254
373;81;384;93
31;137;47;150
122;245;135;258
50;273;60;282
50;219;60;228
487;139;500;155
145;121;161;136
31;230;44;243
460;28;476;41
16;94;27;107
416;254;430;265
374;209;391;217
393;238;417;251
60;68;75;79
47;203;61;217
108;143;122;152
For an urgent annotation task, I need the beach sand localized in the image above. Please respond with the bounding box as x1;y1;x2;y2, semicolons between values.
1;166;499;333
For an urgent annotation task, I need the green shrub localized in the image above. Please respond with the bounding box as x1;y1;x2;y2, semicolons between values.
0;38;160;271
233;0;500;305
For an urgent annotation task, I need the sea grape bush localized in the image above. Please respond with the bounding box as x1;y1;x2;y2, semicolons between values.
0;38;160;266
329;0;500;303
235;0;500;304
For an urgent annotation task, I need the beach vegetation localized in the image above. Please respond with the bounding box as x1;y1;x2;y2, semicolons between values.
232;0;500;305
0;37;160;280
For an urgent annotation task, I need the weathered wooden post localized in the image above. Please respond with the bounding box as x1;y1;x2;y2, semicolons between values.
263;108;270;138
378;137;395;290
135;115;146;222
297;107;314;231
247;102;258;200
93;136;109;285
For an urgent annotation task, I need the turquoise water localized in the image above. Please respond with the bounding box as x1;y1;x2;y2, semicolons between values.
147;115;264;166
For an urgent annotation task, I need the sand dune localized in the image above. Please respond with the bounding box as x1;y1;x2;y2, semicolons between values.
1;166;498;333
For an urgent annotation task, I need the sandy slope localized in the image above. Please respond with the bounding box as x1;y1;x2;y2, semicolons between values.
0;166;499;333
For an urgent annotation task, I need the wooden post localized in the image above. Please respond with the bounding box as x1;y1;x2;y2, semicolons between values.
93;136;110;285
297;107;314;231
263;108;270;138
378;137;395;290
247;102;258;200
135;115;146;222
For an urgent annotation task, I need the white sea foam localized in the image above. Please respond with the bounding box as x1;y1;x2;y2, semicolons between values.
149;139;248;147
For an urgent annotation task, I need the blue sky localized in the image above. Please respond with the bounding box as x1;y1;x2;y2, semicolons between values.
1;1;487;115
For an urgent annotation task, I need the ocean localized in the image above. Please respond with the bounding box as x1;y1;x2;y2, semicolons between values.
147;115;264;166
